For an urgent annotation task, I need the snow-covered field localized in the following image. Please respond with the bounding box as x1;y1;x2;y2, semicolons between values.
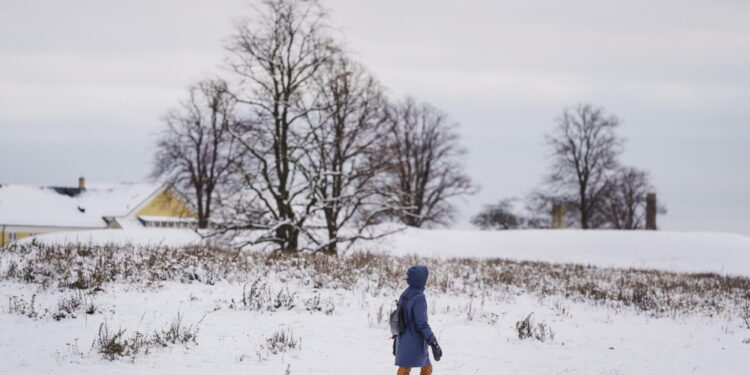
3;280;749;375
3;228;750;374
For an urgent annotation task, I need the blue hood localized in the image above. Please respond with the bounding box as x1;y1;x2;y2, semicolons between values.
406;266;429;289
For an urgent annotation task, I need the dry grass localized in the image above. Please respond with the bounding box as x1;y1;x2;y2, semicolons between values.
93;313;201;360
2;241;750;318
264;327;301;354
515;313;555;341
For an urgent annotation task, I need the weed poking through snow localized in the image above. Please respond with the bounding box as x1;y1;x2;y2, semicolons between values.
92;313;202;360
257;327;302;361
53;292;98;320
8;294;44;319
303;294;335;315
516;313;555;342
153;313;201;346
266;328;301;354
94;323;150;360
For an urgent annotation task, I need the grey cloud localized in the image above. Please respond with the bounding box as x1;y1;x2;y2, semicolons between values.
1;0;748;235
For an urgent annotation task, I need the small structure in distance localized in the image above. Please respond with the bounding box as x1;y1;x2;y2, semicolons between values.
0;177;195;246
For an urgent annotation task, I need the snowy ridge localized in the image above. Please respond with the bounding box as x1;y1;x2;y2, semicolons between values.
378;228;750;277
20;228;202;247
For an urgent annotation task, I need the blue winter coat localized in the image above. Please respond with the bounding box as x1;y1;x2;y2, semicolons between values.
395;266;436;368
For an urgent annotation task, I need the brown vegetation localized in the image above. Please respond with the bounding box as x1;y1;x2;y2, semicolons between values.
3;241;749;318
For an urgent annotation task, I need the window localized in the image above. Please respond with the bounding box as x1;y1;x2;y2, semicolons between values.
9;232;18;241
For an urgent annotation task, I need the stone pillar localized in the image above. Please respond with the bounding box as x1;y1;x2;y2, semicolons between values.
552;204;566;229
646;193;657;230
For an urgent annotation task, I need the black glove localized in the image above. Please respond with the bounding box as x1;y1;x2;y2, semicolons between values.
428;337;442;361
392;336;396;356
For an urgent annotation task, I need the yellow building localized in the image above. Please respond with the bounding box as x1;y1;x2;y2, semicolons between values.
0;178;196;246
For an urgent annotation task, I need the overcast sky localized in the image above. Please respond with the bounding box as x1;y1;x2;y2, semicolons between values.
1;0;748;235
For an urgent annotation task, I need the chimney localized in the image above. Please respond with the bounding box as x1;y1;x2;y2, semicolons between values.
78;176;86;190
551;203;566;229
645;193;657;230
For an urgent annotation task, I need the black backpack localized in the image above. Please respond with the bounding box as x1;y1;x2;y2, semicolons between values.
389;296;410;336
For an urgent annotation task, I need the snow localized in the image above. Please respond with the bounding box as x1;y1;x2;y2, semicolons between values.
2;228;750;374
19;228;203;247
0;182;164;228
139;216;197;223
1;280;749;375
377;228;750;277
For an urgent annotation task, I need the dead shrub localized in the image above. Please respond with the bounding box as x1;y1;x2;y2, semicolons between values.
94;323;150;360
303;294;335;315
152;313;200;347
8;294;44;319
93;313;201;360
264;327;301;354
515;313;555;342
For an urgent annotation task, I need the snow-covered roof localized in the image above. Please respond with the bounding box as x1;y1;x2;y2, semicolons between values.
0;182;165;228
138;216;197;223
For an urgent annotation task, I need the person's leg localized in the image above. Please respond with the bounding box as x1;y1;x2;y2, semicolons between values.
419;364;433;375
397;367;411;375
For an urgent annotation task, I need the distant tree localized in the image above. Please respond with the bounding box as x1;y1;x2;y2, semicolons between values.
471;199;519;230
473;197;550;230
599;166;665;229
152;79;238;229
382;97;477;227
544;104;623;229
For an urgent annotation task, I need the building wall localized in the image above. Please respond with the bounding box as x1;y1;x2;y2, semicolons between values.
1;230;37;246
136;189;196;218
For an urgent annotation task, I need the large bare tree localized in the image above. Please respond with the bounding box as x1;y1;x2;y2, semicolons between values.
223;0;339;252
301;57;398;254
383;97;477;227
544;103;623;229
152;79;238;228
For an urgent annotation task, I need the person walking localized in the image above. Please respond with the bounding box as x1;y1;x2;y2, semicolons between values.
394;265;442;375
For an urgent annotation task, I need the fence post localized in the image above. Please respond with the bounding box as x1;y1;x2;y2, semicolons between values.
646;193;657;230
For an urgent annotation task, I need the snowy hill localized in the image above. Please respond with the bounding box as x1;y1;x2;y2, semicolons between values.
379;228;750;277
21;227;203;247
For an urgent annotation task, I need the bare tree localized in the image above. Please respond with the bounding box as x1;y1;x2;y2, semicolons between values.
223;0;340;252
471;199;519;230
545;104;623;229
152;79;238;228
473;197;549;230
301;57;398;254
383;97;477;227
599;166;665;229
